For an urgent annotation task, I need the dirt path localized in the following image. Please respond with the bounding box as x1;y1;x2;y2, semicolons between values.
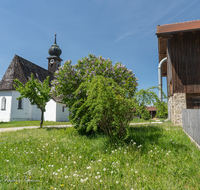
0;122;164;133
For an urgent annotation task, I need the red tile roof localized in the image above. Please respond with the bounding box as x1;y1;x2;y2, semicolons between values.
156;19;200;36
146;106;157;111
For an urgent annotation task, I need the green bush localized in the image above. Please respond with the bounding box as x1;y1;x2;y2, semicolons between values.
141;109;151;120
51;54;138;140
71;76;134;141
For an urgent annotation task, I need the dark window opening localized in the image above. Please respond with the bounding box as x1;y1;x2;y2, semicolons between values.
51;64;53;68
18;99;23;109
62;106;65;112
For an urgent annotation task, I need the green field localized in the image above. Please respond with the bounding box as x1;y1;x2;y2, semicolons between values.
0;122;199;189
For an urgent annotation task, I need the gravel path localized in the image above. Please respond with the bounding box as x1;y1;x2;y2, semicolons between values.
0;122;164;133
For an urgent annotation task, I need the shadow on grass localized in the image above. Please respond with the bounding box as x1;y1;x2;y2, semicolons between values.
44;124;191;154
126;125;163;144
45;127;68;131
0;122;10;125
72;124;165;152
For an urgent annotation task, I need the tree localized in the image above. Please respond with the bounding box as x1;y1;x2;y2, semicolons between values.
155;100;168;118
13;73;51;128
51;54;138;134
134;86;168;119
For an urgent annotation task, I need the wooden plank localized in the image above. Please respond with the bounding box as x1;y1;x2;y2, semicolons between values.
168;31;200;93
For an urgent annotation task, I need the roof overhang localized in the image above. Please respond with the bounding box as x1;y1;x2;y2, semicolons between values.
156;20;200;77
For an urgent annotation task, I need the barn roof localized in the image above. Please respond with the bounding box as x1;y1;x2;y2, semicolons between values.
146;106;157;111
156;20;200;77
156;19;200;36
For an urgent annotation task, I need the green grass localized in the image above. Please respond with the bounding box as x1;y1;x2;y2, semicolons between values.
0;121;71;128
0;122;200;189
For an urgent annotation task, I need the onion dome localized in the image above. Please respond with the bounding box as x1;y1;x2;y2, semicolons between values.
48;34;62;58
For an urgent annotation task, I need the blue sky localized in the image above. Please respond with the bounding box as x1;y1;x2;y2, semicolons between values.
0;0;200;95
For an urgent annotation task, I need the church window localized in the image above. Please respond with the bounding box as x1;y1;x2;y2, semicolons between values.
1;97;6;110
18;99;23;109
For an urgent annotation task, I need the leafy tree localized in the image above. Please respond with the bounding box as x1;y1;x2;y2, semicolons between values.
155;100;168;118
134;87;168;119
13;73;51;128
71;75;134;140
51;54;138;134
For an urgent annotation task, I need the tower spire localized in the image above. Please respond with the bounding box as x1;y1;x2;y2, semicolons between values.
54;32;57;44
47;33;62;74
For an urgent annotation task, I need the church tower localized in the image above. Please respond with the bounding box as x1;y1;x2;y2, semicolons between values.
47;34;62;74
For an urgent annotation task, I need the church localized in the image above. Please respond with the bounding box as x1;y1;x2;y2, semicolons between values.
0;34;69;122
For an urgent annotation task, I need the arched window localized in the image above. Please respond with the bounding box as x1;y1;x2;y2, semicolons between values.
1;97;6;110
18;99;23;109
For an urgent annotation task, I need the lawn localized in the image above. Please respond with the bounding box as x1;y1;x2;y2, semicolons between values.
0;121;71;128
0;122;200;189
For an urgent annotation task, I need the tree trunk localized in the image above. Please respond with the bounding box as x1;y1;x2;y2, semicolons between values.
40;109;44;128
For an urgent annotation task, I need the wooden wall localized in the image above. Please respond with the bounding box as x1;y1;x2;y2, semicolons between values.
167;31;200;94
167;39;173;97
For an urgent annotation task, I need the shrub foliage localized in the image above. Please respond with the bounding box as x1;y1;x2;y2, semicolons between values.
72;76;134;140
51;54;138;139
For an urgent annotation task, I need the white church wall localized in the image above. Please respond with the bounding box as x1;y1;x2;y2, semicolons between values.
31;104;41;121
0;91;12;122
10;91;32;121
56;103;69;122
0;90;70;122
44;99;56;121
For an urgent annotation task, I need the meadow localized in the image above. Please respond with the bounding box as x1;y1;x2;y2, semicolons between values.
0;122;200;189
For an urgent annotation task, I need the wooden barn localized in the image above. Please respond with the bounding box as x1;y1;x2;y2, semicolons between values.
156;20;200;125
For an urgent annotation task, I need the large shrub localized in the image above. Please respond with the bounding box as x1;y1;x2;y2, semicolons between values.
72;76;134;140
51;54;138;135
